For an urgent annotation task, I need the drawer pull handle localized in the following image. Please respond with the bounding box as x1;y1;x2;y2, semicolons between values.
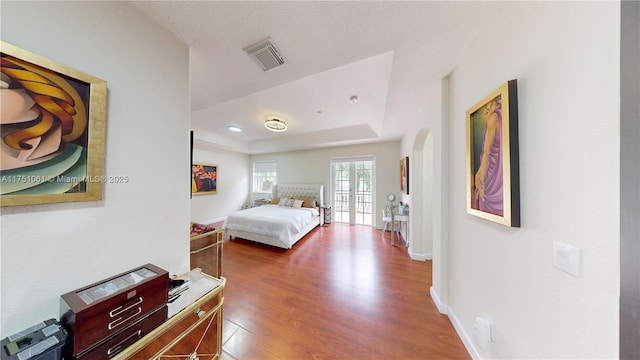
110;297;143;317
107;330;141;357
108;307;142;330
195;308;206;319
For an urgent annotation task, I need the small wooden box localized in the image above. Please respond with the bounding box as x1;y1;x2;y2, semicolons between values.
60;264;168;358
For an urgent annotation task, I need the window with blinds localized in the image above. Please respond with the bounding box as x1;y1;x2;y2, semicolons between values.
253;160;277;194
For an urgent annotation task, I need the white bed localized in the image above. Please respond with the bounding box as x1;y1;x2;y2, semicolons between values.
223;184;324;249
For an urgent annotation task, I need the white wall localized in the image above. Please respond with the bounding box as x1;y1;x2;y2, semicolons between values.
191;141;250;224
446;2;620;358
0;2;190;336
430;76;452;310
399;81;443;260
251;141;400;226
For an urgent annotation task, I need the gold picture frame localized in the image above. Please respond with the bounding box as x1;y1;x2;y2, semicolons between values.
466;80;520;227
192;163;217;195
1;42;107;206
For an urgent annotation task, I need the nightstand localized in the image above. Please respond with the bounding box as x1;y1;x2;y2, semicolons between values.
254;198;270;207
321;205;332;225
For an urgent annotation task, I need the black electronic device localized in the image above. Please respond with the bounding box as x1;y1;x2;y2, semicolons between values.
1;319;67;360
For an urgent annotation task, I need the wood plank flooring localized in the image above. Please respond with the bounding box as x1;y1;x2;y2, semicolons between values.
219;223;469;360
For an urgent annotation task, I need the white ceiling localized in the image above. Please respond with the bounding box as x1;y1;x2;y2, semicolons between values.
133;1;503;154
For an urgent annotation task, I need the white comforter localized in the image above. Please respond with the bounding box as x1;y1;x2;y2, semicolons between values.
223;205;319;242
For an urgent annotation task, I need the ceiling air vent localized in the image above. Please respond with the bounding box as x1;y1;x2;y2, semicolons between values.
244;38;285;71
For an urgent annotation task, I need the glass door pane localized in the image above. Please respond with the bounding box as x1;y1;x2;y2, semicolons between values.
332;158;374;225
355;160;373;225
333;161;349;223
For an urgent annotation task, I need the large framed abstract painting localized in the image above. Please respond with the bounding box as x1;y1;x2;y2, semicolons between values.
192;163;217;195
1;42;107;206
466;80;520;227
400;156;409;195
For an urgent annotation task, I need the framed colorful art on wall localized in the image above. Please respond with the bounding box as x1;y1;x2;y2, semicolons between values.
1;42;107;206
192;163;217;195
466;80;520;227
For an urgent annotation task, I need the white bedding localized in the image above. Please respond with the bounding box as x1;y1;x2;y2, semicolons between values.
223;205;319;247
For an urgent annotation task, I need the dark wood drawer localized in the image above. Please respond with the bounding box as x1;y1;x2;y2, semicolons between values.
77;306;167;360
61;264;169;357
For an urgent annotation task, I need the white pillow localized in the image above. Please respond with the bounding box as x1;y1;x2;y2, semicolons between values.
292;199;303;208
278;197;292;207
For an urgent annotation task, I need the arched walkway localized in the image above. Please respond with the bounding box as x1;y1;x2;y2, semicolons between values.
409;129;433;260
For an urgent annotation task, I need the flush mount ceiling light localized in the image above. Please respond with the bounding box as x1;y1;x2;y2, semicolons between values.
227;125;242;132
349;95;359;104
264;117;287;132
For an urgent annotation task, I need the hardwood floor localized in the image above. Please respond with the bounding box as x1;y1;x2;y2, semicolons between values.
219;223;469;360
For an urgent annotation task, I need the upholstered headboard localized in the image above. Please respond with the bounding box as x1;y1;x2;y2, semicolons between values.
274;184;324;207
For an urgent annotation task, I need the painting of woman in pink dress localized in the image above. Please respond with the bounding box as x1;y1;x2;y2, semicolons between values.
466;80;519;227
472;95;503;216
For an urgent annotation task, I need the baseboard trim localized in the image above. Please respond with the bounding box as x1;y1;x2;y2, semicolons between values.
448;307;482;360
430;287;482;359
429;286;448;314
409;251;432;261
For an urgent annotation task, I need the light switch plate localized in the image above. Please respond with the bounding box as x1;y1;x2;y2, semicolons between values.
553;241;580;277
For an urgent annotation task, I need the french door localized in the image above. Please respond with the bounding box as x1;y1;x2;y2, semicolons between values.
331;157;374;225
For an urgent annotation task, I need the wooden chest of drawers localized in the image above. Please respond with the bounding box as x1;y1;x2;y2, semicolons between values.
60;264;169;359
76;305;167;359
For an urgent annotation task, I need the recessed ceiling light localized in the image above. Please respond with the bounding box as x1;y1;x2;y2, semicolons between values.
227;125;243;132
264;117;287;132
